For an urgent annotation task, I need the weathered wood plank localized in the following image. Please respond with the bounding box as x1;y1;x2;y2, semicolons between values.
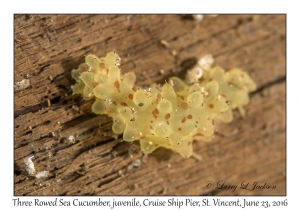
14;14;286;195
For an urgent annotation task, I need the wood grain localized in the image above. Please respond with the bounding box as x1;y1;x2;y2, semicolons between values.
14;14;286;195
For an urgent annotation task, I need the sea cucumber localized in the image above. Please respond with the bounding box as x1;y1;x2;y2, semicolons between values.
71;52;256;158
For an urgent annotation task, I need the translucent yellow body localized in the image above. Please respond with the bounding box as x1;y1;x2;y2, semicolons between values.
71;52;256;158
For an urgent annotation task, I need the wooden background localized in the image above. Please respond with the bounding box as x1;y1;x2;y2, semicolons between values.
14;14;286;196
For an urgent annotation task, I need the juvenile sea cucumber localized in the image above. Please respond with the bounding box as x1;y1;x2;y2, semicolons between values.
71;52;256;158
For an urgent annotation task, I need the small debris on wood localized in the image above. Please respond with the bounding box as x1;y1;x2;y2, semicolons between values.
47;98;51;107
68;135;75;143
132;159;141;167
186;67;202;84
192;15;204;22
23;156;49;179
198;54;214;71
186;54;214;84
191;152;203;161
35;171;49;179
72;105;79;111
160;40;169;48
24;156;36;176
14;79;30;91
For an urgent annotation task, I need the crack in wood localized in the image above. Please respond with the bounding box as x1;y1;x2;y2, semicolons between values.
251;76;286;95
38;64;51;75
14;104;45;119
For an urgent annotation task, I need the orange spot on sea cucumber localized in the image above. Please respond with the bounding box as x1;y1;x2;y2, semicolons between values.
105;106;115;114
112;101;117;105
181;102;188;110
128;94;133;100
193;133;204;137
152;108;159;119
181;117;186;123
81;66;87;72
176;94;184;100
212;119;214;125
99;63;105;69
187;114;192;119
209;104;214;109
121;102;128;107
165;113;170;120
114;80;120;92
92;81;99;88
